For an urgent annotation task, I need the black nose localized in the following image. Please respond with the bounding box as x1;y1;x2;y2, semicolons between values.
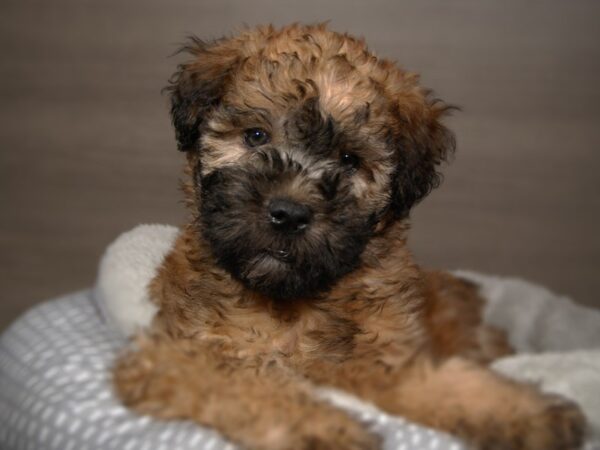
268;199;312;233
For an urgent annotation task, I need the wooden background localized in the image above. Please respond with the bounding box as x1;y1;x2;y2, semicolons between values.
1;0;599;330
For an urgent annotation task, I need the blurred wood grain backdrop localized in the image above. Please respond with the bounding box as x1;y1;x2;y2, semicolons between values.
1;0;599;330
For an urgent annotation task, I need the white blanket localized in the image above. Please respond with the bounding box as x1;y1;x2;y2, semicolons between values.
97;224;600;445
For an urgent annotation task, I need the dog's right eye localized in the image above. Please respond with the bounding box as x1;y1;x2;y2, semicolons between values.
244;128;271;147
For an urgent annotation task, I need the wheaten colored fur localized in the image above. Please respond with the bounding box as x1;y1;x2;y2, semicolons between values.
114;24;585;449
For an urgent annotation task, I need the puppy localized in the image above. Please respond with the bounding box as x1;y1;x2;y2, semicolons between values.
114;24;586;449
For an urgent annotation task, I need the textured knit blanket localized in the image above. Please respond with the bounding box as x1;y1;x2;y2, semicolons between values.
1;224;599;449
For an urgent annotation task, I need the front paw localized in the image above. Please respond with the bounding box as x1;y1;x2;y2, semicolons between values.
523;396;586;450
302;418;381;450
477;394;586;450
112;343;196;418
262;410;380;450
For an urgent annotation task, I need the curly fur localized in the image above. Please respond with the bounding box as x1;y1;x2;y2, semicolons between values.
114;24;586;450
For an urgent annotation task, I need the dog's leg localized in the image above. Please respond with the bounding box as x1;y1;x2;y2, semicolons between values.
423;271;513;363
354;356;585;450
113;334;380;450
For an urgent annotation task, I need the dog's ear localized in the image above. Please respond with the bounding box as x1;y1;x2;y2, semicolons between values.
389;94;456;218
167;37;242;152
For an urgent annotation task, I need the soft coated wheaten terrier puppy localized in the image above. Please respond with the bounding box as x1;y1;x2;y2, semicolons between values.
114;24;586;449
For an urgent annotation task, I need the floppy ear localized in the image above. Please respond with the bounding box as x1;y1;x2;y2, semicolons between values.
390;97;456;218
166;37;242;152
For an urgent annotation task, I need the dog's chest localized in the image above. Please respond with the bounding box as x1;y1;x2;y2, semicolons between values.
198;299;423;366
200;304;359;362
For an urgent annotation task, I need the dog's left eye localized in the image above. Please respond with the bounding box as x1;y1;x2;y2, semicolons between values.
244;128;271;147
340;152;360;172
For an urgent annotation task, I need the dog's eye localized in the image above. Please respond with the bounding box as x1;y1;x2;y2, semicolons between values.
340;152;360;172
244;128;271;147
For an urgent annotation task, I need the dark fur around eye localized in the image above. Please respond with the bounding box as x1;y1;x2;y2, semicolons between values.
244;128;271;147
340;152;360;172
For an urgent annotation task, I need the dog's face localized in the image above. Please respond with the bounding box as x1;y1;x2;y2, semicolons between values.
168;24;455;299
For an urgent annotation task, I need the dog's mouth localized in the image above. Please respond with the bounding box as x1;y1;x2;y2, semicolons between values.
242;251;293;289
266;248;294;263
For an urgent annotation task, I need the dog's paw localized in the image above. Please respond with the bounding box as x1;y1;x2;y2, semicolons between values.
302;419;381;450
112;344;196;419
477;394;586;450
295;423;380;450
522;395;586;450
260;410;380;450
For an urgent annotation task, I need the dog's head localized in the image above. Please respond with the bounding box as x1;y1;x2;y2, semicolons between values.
167;24;455;300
